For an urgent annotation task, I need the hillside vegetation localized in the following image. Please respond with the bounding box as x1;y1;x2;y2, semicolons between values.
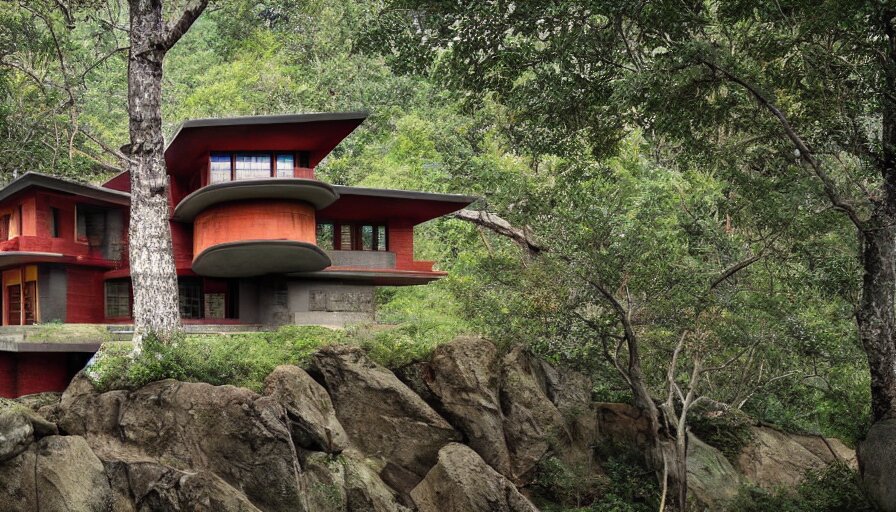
0;0;887;510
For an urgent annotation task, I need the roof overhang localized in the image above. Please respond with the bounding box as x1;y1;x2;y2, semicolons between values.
192;240;331;277
318;186;478;224
165;112;368;177
0;252;116;270
288;268;447;285
0;172;131;206
172;178;339;221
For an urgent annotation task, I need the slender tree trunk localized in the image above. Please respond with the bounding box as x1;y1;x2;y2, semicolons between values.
126;0;181;345
860;10;896;422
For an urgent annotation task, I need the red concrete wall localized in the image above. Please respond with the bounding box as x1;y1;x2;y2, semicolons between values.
16;353;70;396
0;352;16;398
388;220;434;272
66;267;105;323
193;200;316;257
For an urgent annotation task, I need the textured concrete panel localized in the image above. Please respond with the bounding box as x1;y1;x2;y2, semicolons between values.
38;264;67;323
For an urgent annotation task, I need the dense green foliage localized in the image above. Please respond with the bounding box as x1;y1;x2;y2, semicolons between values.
0;0;885;509
726;463;874;512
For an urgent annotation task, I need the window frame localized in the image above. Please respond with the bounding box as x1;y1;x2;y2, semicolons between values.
207;151;304;184
104;279;132;319
317;221;388;251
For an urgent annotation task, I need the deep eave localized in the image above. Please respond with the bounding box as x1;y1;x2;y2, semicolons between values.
166;111;369;149
164;112;369;176
0;172;131;206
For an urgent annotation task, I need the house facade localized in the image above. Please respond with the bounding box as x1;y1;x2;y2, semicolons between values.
0;112;475;397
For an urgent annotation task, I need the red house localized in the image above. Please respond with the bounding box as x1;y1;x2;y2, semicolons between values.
0;112;475;397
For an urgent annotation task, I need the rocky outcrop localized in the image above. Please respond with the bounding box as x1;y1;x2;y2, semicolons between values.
422;336;512;476
686;434;742;507
0;336;864;512
859;418;896;512
311;345;460;493
264;364;349;453
0;435;111;512
737;425;857;489
61;377;308;511
411;443;539;512
500;346;570;483
0;400;57;462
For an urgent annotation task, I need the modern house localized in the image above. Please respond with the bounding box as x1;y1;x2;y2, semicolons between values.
0;112;476;397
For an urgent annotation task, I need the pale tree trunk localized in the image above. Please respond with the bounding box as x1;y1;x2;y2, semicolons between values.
125;0;208;347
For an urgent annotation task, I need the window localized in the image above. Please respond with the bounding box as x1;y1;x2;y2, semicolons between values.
76;205;106;246
105;280;131;318
321;222;387;251
361;225;374;251
210;153;231;184
376;225;387;251
298;151;311;168
0;215;10;240
235;153;271;180
178;279;202;319
49;208;60;237
317;223;334;250
339;224;353;250
275;154;294;178
7;285;21;325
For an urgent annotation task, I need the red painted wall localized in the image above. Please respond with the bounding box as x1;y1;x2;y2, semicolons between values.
193;200;316;258
16;353;70;396
0;353;16;398
0;352;89;398
66;267;105;323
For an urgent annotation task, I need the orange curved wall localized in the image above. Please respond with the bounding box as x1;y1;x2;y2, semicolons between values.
193;200;316;259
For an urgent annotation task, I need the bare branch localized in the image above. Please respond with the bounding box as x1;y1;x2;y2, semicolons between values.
160;0;210;51
451;209;542;257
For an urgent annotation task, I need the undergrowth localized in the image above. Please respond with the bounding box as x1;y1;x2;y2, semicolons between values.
726;463;873;512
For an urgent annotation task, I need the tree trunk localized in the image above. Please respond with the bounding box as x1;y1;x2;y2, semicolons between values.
858;213;896;422
861;10;896;422
126;0;181;345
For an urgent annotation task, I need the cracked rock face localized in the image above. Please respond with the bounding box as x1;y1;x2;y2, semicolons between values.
410;443;539;512
311;345;460;494
264;365;349;453
0;435;111;512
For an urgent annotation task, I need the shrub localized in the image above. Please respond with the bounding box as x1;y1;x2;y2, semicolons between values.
726;463;873;512
89;325;342;392
687;402;755;462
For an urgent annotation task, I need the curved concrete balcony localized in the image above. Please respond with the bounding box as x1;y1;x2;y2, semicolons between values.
191;200;331;277
172;178;339;222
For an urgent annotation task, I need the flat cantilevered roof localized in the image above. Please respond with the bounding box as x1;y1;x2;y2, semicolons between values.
319;185;477;224
164;112;369;177
0;172;131;206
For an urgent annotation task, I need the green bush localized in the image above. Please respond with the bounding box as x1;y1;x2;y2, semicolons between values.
89;326;342;392
687;403;755;462
726;463;873;512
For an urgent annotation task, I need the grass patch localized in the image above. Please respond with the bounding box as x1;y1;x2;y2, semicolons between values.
89;326;343;392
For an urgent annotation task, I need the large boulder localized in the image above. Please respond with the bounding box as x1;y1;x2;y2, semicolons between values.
0;435;112;512
737;425;856;489
59;378;308;512
422;337;512;476
264;365;350;453
311;345;460;494
301;449;408;512
859;418;896;512
104;459;263;512
536;359;597;445
0;399;57;463
686;434;742;508
500;346;569;483
410;443;538;512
